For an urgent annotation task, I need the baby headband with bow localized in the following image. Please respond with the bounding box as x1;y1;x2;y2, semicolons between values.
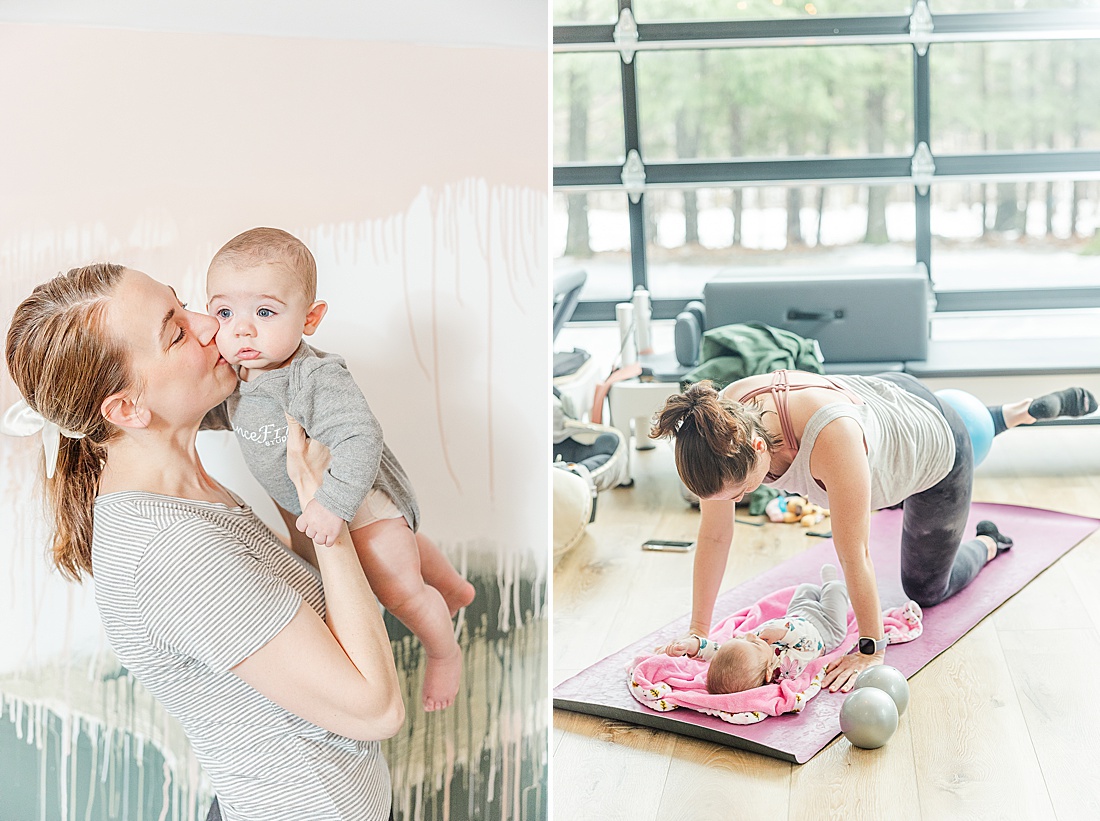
0;399;85;479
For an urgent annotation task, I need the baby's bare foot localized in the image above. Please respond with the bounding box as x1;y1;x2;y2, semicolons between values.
440;579;476;618
422;645;463;711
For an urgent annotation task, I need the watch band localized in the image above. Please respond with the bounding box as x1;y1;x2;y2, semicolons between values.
858;635;887;655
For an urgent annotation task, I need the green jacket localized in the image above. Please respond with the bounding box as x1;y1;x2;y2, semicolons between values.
682;322;824;390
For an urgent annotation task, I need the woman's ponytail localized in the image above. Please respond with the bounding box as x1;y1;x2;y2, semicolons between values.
650;380;778;499
6;263;131;580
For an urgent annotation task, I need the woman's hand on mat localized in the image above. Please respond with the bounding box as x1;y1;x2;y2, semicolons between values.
655;635;700;657
824;650;883;693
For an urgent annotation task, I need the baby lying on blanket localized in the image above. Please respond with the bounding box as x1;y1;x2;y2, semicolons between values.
657;565;849;694
630;575;921;723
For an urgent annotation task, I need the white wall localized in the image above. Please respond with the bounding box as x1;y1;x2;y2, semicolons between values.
0;0;546;47
0;12;547;819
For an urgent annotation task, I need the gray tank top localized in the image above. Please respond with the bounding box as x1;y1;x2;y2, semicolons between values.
743;373;955;510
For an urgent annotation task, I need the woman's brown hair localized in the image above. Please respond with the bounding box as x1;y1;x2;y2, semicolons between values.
5;263;131;580
650;380;779;499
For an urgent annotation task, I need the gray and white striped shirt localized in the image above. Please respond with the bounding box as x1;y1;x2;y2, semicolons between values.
91;491;391;820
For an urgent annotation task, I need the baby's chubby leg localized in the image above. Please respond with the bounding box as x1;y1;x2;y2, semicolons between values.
816;566;851;649
415;532;475;617
351;519;462;712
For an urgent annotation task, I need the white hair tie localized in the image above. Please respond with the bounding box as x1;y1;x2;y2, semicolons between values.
1;399;86;479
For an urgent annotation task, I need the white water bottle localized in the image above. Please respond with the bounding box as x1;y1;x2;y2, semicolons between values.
633;288;653;355
616;302;637;366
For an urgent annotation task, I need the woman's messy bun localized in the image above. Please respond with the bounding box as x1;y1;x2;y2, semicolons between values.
650;380;778;499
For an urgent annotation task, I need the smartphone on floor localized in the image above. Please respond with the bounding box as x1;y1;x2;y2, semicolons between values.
642;539;695;552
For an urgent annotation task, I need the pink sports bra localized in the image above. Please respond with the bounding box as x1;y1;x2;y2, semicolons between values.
734;370;862;482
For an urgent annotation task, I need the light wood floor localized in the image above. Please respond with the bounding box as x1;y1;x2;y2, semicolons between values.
553;426;1100;821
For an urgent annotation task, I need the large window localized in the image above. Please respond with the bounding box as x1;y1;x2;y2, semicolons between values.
554;0;1100;320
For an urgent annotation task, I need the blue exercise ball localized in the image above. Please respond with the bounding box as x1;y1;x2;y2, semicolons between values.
935;389;995;466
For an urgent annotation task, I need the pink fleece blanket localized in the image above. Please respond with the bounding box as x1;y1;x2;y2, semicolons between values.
628;586;923;724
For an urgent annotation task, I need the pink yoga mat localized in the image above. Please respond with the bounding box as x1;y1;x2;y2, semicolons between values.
553;503;1100;763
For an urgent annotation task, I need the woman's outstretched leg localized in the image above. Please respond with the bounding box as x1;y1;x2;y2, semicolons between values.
990;388;1098;435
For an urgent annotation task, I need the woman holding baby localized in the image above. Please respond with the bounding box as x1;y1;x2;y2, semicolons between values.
5;264;400;820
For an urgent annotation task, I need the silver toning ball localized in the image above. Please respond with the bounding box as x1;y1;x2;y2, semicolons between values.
853;665;910;717
840;687;899;749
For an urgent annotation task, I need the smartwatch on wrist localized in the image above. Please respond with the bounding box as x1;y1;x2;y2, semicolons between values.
857;636;887;655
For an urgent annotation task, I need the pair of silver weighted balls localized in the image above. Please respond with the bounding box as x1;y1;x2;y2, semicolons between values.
838;665;910;749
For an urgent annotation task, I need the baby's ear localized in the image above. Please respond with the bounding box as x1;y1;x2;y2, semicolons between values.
303;301;328;336
765;655;782;684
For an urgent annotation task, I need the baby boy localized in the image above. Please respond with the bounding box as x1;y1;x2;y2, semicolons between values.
206;227;474;711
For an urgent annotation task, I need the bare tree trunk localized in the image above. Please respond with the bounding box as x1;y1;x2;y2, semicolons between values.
1072;182;1082;237
731;189;743;246
1045;181;1055;237
993;184;1021;233
646;191;661;249
815;187;827;246
787;187;803;247
863;87;888;243
564;64;591;257
1021;182;1031;236
1072;52;1084;238
814;133;831;246
980;183;988;237
979;45;989;239
729;106;743;247
676;108;701;245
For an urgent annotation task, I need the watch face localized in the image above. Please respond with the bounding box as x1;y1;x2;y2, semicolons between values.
858;637;876;654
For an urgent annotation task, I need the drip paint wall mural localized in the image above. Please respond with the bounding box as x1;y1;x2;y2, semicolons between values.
0;16;546;821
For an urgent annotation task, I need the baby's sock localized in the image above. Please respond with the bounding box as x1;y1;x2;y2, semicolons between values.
820;563;838;583
1028;387;1098;420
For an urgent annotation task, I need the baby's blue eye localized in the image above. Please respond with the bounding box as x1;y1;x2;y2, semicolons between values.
257;308;275;318
216;308;232;319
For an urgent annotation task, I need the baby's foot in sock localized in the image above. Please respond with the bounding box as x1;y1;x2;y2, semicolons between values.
820;564;838;583
977;520;1013;561
1028;387;1098;420
422;645;463;712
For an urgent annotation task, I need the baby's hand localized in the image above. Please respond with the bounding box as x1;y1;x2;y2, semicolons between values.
654;635;700;657
757;623;788;644
296;498;345;547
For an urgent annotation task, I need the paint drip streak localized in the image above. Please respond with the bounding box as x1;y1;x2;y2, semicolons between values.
430;191;462;493
402;213;432;380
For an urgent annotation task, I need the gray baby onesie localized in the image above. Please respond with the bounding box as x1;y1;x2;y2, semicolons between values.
225;342;420;531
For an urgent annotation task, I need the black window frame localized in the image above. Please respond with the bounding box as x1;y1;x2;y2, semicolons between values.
553;1;1100;322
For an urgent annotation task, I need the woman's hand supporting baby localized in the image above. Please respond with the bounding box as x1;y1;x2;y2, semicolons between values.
283;423;346;547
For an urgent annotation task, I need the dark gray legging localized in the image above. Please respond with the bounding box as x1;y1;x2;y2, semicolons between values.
874;373;993;607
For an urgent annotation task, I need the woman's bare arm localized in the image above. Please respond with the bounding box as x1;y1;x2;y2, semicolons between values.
689;499;736;636
809;415;884;692
231;416;403;741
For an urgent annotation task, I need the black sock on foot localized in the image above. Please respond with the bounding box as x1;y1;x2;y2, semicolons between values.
976;519;1013;557
987;405;1008;436
1028;387;1098;420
